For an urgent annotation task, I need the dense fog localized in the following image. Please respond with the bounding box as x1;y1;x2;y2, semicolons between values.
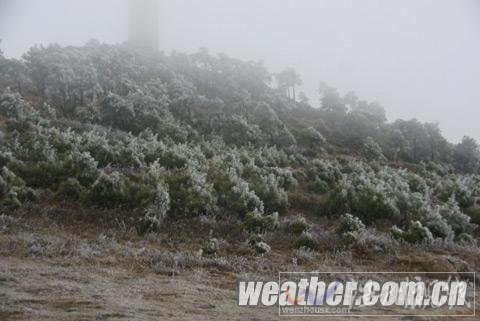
0;0;479;142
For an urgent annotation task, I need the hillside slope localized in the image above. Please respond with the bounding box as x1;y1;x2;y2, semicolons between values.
0;42;479;319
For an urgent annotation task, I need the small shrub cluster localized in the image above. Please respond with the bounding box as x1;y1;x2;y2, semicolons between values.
285;215;311;235
320;159;478;244
0;167;36;209
294;231;318;250
335;213;366;244
391;221;434;244
243;210;279;234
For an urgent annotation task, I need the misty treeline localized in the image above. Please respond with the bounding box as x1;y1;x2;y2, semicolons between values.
1;42;478;172
0;41;478;245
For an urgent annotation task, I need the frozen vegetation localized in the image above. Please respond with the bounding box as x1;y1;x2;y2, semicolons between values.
0;41;479;249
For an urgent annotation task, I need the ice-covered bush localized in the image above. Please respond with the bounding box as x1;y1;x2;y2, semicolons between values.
137;182;170;234
0;166;36;208
85;171;129;208
56;178;84;200
221;115;261;146
438;197;475;235
406;221;434;243
62;150;99;186
298;126;326;149
307;178;329;194
100;93;135;131
456;233;476;245
294;231;318;250
323;162;427;224
286;215;311;235
203;238;219;255
0;175;7;198
211;166;264;217
254;241;271;254
2;190;21;209
392;221;434;244
390;225;405;241
336;213;366;244
360;137;386;162
336;213;366;235
243;210;279;233
307;159;342;186
434;176;477;208
166;166;217;217
0;90;37;120
250;173;288;214
421;206;453;239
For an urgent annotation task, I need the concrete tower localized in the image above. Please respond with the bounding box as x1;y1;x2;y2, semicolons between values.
128;0;159;50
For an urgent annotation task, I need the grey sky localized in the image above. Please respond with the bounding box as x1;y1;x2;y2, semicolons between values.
1;0;479;143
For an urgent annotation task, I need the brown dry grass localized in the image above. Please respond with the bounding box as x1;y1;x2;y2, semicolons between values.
0;204;478;320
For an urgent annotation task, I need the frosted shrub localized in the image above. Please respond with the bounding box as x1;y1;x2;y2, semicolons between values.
294;231;318;250
307;178;329;194
229;175;264;216
138;183;170;234
298;126;326;149
13;185;37;203
127;90;171;133
269;167;298;190
0;175;7;198
0;166;37;208
251;173;288;214
159;143;207;171
390;225;405;241
203;238;219;255
336;213;366;235
1;167;25;187
439;197;475;235
434;176;477;208
243;210;279;233
254;241;271;254
63;150;99;186
421;206;453;239
0;150;14;168
3;190;21;209
38;102;57;119
323;162;430;224
252;103;296;147
221;115;261;146
406;172;428;194
457;233;476;245
395;221;434;244
100;93;135;131
0;90;37;120
256;146;290;168
336;213;366;244
326;177;399;223
57;178;84;200
86;171;128;208
209;157;264;216
360;137;386;162
167;166;217;217
143;161;167;185
405;221;434;243
286;215;311;235
307;159;342;186
79;130;117;167
8;128;57;163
